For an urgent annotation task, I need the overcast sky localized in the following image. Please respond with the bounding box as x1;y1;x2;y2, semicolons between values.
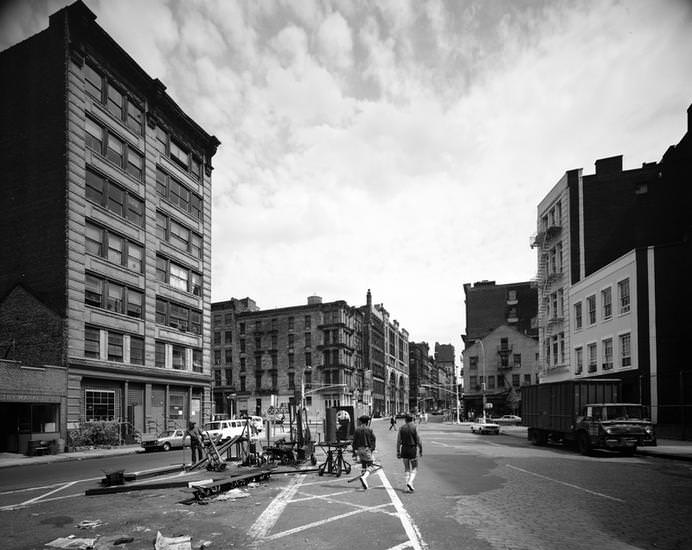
3;0;692;356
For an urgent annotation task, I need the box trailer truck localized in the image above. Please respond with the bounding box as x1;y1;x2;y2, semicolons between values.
523;379;656;456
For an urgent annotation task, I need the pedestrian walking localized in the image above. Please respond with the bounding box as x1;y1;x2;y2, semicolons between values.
389;415;397;431
186;421;204;464
396;414;422;492
352;415;377;490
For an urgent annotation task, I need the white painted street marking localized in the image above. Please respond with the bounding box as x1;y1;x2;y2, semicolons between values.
507;465;625;503
262;503;393;541
0;481;79;511
247;473;305;545
378;469;428;550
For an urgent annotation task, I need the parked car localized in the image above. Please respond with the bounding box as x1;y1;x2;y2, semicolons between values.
470;419;501;435
496;415;522;424
141;429;189;452
203;419;258;441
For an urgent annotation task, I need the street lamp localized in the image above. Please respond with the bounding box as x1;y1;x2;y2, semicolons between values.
474;339;487;422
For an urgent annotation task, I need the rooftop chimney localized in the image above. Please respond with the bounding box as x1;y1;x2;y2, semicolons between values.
595;155;623;176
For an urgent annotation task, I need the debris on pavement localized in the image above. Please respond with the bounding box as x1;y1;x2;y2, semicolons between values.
154;531;192;550
213;488;249;501
45;535;98;549
76;520;104;530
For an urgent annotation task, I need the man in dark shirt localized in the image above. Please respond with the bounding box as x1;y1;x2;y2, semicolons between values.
352;415;376;490
396;414;422;492
186;421;204;464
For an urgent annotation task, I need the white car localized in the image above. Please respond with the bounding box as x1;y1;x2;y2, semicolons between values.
470;419;501;435
203;419;251;441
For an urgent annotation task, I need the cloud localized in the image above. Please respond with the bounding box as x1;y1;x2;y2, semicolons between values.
316;11;353;71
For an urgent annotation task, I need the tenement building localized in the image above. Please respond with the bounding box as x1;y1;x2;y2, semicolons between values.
461;280;539;418
533;103;692;438
0;1;219;451
211;296;364;422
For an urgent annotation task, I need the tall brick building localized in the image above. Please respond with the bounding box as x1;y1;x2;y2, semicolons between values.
211;297;364;421
0;1;219;451
533;104;692;438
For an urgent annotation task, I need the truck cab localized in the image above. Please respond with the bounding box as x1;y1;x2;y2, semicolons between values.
575;403;657;455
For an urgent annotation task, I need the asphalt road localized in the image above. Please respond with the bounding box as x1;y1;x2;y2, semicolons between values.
1;421;690;549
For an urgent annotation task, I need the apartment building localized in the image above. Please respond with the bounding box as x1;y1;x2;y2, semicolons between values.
534;103;692;438
0;1;219;451
461;280;539;417
211;296;364;421
409;342;433;413
360;290;409;417
434;343;456;410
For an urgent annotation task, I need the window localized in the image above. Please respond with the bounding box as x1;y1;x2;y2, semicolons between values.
225;348;232;365
469;356;478;370
224;330;232;344
85;117;103;152
575;347;583;374
172;345;186;370
224;313;233;324
224;368;232;385
86;222;143;272
107;85;123;119
240;358;246;371
169;139;189;169
620;333;631;367
85;168;144;226
155;126;168;155
214;332;221;345
601;287;612;320
587;295;597;325
507;289;517;302
214;370;222;386
84;63;103;101
288;373;295;390
469;375;477;389
618;279;630;313
193;349;203;373
130;336;144;365
288;353;294;368
288;316;295;330
85;326;100;358
84;273;143;319
240;376;246;392
126;101;143;135
156;255;203;295
602;338;613;369
574;302;583;330
106;133;124;166
255;372;262;390
214;350;222;365
155;297;202;334
559;332;565;363
239;323;245;335
305;333;312;347
85;390;114;421
155;341;166;368
513;354;521;368
240;339;246;353
305;315;312;329
156;167;203;220
512;374;520;387
288;333;295;348
108;332;123;361
305;352;312;366
524;374;532;385
588;343;597;372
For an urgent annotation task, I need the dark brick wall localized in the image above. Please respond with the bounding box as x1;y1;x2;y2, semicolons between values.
568;169;581;284
465;282;537;343
0;24;68;316
0;286;65;366
582;163;663;278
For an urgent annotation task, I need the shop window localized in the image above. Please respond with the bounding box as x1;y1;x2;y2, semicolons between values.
85;390;115;421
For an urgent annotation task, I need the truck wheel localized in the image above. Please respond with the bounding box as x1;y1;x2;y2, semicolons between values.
577;432;592;456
